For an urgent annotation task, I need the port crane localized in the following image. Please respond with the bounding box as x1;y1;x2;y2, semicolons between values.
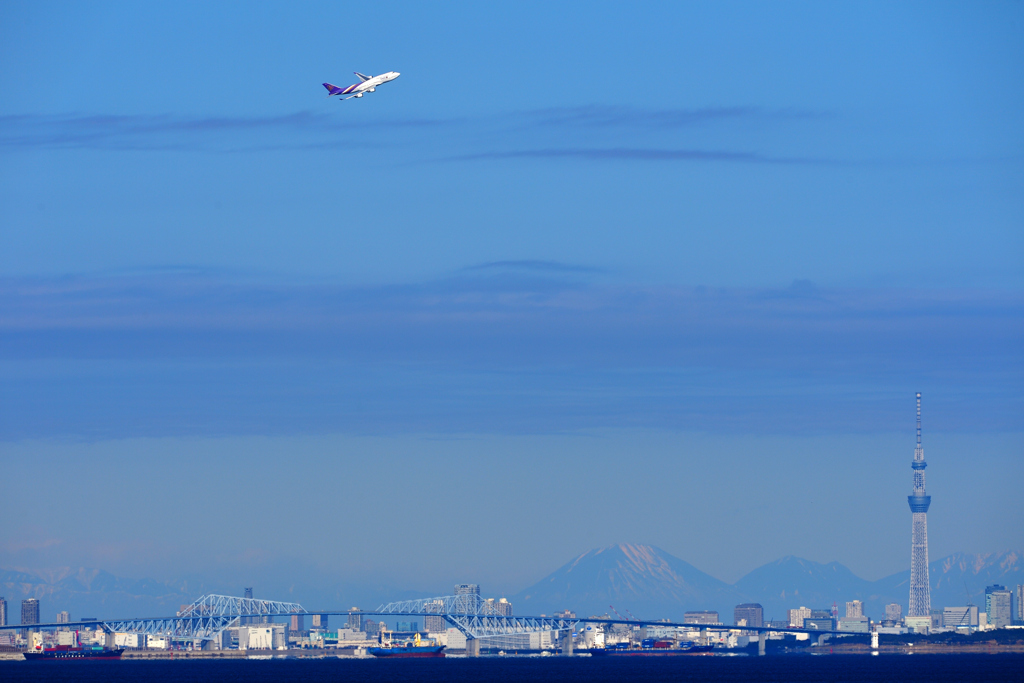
609;605;630;621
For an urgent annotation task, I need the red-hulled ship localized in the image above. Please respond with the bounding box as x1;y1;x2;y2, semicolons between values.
23;645;125;661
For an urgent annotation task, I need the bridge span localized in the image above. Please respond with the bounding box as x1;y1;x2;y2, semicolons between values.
1;592;858;655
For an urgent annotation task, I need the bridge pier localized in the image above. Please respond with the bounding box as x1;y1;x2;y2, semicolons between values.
563;629;574;656
700;628;708;647
466;638;480;657
758;631;766;656
817;633;829;647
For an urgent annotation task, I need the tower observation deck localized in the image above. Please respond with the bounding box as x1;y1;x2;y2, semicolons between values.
908;392;931;617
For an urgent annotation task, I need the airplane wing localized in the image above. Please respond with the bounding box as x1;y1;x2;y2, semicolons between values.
354;72;372;82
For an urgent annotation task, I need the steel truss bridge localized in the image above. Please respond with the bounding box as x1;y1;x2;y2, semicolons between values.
2;592;854;649
105;594;308;640
376;594;580;639
0;594;307;642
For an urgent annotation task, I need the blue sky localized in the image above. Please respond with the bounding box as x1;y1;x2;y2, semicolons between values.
1;1;1021;609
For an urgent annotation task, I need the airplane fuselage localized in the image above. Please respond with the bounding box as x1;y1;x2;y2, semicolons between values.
328;71;400;99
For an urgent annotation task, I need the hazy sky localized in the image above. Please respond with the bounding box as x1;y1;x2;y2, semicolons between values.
1;1;1021;607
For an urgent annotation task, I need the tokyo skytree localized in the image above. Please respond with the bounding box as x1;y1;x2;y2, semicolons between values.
908;392;931;617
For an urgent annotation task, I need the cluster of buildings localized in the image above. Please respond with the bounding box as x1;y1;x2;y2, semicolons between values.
768;585;1022;637
0;586;513;653
3;581;1024;653
228;584;514;653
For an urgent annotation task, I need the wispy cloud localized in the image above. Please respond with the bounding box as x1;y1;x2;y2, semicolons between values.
447;148;825;164
462;260;606;274
1;270;1019;439
0;111;451;152
0;104;830;157
509;105;829;129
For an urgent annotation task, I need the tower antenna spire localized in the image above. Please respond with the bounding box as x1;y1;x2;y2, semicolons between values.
916;392;922;447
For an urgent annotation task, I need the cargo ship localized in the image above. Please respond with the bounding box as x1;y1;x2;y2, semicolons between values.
23;645;125;661
368;631;445;658
589;639;714;657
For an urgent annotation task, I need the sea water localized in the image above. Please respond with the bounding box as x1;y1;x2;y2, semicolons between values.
1;653;1020;682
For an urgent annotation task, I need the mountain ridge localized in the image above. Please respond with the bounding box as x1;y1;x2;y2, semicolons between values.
3;547;1021;624
512;543;748;620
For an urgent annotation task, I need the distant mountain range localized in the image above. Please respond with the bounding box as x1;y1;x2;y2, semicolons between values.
0;567;201;622
512;544;1023;622
4;545;1021;624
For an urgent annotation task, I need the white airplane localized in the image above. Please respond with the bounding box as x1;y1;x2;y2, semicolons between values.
323;71;400;100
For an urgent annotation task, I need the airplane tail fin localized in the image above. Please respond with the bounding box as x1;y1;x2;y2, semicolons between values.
323;82;345;96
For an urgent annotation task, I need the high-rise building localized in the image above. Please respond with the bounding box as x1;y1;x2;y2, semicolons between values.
985;585;1012;628
424;599;446;632
347;608;363;631
733;603;763;628
290;614;304;633
0;597;6;627
683;611;720;625
311;614;328;629
804;617;835;631
57;611;70;624
454;584;480;613
21;598;40;626
788;606;812;628
908;393;932;618
242;588;254;625
943;606;979;629
1016;585;1024;625
885;603;903;623
845;600;864;619
480;598;512;617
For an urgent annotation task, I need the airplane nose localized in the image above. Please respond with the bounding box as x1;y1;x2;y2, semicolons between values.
394;72;400;77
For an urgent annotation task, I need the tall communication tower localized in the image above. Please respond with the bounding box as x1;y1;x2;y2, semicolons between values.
908;392;931;617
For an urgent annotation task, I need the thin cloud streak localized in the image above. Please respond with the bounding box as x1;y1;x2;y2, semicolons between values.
463;260;606;274
0;111;452;151
0;105;829;154
510;105;831;129
447;148;827;164
2;272;1019;439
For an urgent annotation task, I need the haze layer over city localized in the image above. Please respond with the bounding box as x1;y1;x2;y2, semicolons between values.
1;0;1022;638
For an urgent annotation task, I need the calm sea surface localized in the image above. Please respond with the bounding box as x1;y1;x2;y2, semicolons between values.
1;654;1020;683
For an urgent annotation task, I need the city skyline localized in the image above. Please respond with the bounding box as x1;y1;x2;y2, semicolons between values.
4;545;1021;626
5;567;1022;641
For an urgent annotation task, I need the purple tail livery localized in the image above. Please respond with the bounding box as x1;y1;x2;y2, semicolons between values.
323;82;345;96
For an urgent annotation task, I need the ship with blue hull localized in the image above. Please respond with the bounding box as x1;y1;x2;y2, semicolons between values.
23;645;125;661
